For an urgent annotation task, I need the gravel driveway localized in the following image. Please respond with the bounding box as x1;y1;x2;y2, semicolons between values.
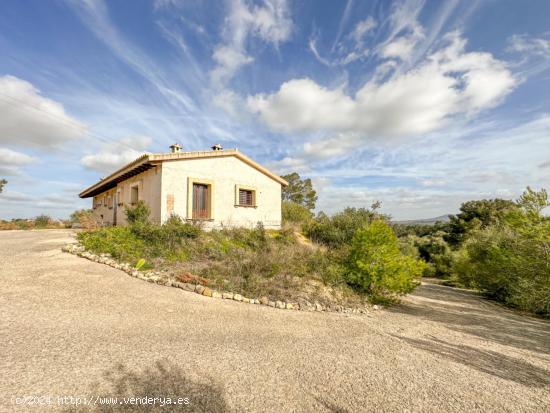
1;230;549;412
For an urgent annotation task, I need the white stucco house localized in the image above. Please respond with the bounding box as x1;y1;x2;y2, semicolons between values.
79;144;288;229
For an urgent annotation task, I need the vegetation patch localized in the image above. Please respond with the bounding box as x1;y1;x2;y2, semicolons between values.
76;197;425;307
0;215;69;230
394;187;550;317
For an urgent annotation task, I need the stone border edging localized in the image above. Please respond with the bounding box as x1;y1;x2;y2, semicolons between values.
62;243;374;315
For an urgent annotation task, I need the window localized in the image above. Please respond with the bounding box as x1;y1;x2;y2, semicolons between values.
238;189;255;207
192;183;210;219
130;186;139;205
107;195;113;209
187;178;214;220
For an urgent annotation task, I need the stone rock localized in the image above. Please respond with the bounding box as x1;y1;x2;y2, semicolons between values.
195;285;205;294
233;294;243;302
242;297;250;303
268;301;276;307
286;303;294;310
259;297;269;305
314;303;323;311
212;291;222;299
276;301;285;309
222;292;234;300
182;283;195;292
253;299;260;304
202;287;213;297
373;304;381;310
172;281;184;289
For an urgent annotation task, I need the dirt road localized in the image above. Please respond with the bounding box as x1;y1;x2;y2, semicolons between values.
1;230;549;412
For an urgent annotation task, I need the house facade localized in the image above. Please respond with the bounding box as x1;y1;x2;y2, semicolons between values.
79;145;288;229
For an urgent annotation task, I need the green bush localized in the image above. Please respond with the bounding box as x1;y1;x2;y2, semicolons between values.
125;201;151;225
453;187;550;316
346;220;425;296
412;234;454;277
304;207;380;247
35;215;51;228
78;227;146;263
282;201;313;225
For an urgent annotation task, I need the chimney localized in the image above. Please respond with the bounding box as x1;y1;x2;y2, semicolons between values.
211;143;223;151
169;143;182;153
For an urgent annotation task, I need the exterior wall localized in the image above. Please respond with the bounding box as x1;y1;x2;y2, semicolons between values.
160;156;282;229
91;188;117;226
90;157;282;229
92;166;162;226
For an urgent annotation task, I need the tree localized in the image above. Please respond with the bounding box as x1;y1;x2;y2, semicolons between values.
305;207;380;247
346;220;425;297
453;187;550;316
0;179;6;193
281;172;317;210
282;201;313;224
445;198;517;246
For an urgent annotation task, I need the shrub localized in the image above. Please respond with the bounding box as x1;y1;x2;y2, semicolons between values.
70;208;97;229
304;207;380;247
35;215;51;228
130;215;200;258
346;220;426;296
78;227;146;263
282;201;313;225
453;187;550;316
125;201;151;225
412;234;454;278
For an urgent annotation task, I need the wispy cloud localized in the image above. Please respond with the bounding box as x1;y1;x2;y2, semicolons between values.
66;0;197;113
81;136;152;173
0;75;86;149
210;0;293;88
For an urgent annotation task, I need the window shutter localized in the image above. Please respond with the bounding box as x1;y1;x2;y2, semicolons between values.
239;189;254;206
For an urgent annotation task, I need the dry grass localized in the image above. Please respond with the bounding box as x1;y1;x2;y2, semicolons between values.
0;218;68;230
78;223;368;308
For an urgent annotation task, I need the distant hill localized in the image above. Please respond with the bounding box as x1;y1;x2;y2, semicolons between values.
393;214;451;225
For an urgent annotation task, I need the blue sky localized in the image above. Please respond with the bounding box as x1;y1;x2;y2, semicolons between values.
0;0;549;220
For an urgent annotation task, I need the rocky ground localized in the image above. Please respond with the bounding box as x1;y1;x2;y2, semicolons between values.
1;229;549;412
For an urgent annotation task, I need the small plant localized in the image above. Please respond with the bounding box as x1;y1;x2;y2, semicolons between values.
125;201;151;225
135;258;146;270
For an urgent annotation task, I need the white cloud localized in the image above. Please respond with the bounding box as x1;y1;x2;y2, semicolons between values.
381;34;422;60
248;33;516;137
0;148;36;176
377;0;425;62
211;89;247;118
0;75;86;149
210;0;292;87
507;34;550;58
303;133;361;159
351;17;377;45
267;156;311;174
211;46;254;85
80;136;152;174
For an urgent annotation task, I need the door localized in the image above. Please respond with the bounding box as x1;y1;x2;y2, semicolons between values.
192;183;209;219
